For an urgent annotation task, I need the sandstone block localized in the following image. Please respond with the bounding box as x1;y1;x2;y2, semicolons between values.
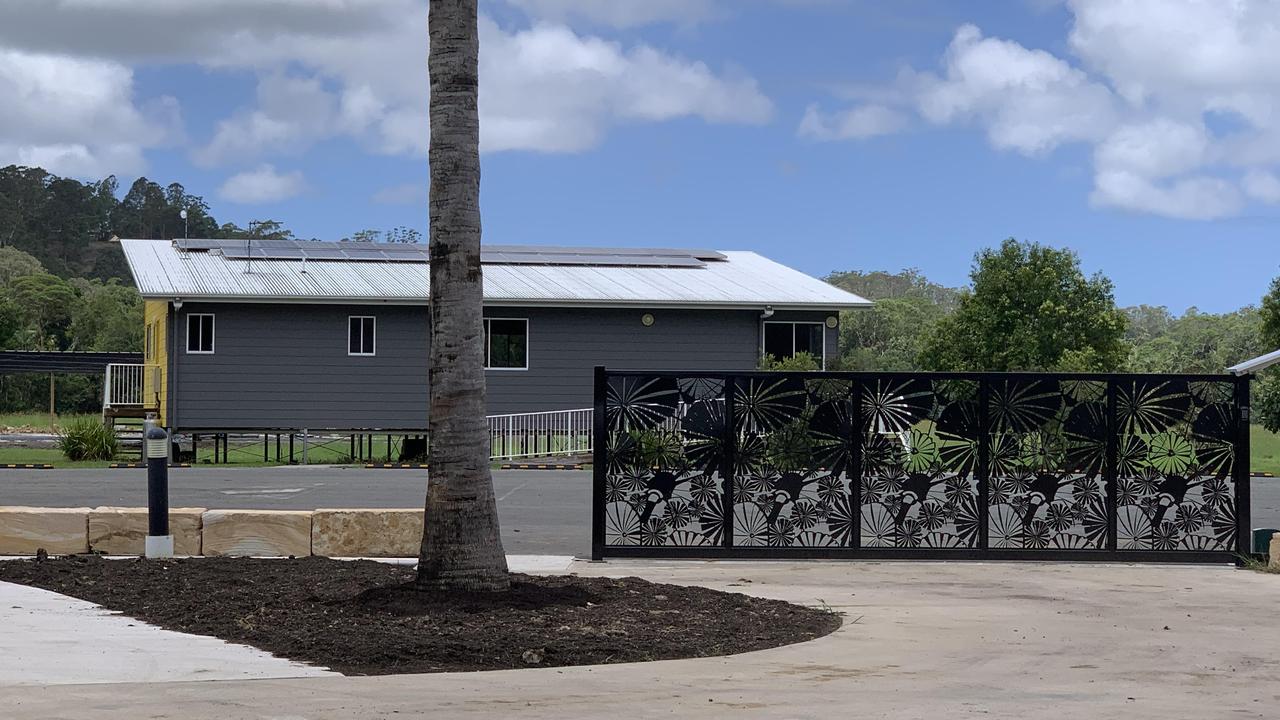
0;506;89;555
201;510;312;557
312;509;423;558
88;507;205;556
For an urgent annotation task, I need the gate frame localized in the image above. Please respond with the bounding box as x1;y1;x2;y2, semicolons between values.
592;367;1251;564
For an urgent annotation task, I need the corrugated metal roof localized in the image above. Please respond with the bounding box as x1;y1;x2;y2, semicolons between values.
1228;348;1280;375
119;239;871;309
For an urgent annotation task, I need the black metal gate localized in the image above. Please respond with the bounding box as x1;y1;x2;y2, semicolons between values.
592;368;1250;562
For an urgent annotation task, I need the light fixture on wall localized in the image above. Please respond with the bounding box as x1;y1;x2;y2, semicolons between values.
641;313;656;327
825;316;838;329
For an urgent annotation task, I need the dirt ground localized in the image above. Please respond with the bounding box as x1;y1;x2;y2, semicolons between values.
0;555;839;675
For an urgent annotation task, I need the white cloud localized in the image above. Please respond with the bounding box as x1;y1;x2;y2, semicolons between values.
0;0;772;176
1091;171;1241;220
1093;119;1209;180
912;24;1116;156
0;49;177;177
1243;169;1280;204
502;0;720;28
479;21;772;153
218;164;306;204
372;182;428;205
194;74;342;167
803;3;1280;220
798;103;905;141
202;4;771;159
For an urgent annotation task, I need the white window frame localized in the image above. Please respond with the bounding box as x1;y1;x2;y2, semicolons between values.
186;313;215;354
761;320;826;370
348;315;377;357
484;317;529;371
144;323;153;362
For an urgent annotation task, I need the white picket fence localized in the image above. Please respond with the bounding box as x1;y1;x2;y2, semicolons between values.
488;407;593;460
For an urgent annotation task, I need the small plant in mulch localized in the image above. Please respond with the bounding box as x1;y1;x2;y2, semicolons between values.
55;417;119;461
0;556;841;675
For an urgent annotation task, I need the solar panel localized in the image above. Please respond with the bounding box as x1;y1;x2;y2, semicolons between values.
173;239;720;267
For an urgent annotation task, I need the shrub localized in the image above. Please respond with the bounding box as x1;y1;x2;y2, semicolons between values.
57;417;119;461
759;351;821;371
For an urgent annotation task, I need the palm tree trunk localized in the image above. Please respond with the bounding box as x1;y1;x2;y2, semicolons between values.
417;0;509;592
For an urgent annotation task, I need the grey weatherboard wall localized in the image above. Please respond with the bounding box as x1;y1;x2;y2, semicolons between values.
168;302;841;430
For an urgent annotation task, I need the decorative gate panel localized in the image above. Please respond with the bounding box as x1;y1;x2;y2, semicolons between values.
593;369;1249;563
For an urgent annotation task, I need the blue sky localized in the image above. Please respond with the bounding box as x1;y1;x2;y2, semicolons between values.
1;0;1278;313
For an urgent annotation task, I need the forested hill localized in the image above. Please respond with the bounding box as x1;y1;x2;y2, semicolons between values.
0;165;304;283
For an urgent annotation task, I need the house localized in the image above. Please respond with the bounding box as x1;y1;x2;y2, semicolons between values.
113;238;870;435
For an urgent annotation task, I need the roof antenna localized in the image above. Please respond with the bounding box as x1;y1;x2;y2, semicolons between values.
246;236;252;275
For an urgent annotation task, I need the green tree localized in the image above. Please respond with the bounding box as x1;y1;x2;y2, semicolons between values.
217;219;295;240
1127;307;1262;373
826;268;960;311
419;0;510;592
10;273;77;349
0;246;45;288
1253;278;1280;432
838;296;948;371
68;280;143;351
1261;277;1280;349
919;239;1128;372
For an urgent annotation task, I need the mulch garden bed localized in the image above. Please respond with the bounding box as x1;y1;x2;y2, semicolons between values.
0;555;840;675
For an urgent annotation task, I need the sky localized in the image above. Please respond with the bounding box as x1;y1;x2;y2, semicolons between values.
1;0;1278;314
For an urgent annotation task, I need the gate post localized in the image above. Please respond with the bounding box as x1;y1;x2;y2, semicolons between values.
1236;375;1252;560
591;366;607;561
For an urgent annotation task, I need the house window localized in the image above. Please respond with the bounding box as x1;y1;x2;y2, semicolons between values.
763;321;824;366
186;314;214;354
349;316;376;356
484;318;528;369
144;323;154;362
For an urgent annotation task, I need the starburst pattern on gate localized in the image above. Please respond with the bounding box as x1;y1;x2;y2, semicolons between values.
859;377;980;548
732;377;855;548
602;375;727;547
1115;379;1237;551
987;378;1108;550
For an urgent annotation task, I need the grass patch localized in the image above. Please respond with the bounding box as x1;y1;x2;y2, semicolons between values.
0;447;124;468
1250;425;1280;477
1240;555;1280;575
0;413;98;433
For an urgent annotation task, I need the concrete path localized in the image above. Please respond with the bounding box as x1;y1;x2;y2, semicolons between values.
0;581;335;686
5;559;1279;719
0;555;572;689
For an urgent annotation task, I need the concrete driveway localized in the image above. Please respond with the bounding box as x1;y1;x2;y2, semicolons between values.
3;559;1277;719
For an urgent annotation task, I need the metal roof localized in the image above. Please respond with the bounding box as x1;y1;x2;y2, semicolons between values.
119;239;871;309
171;239;730;267
1228;348;1280;376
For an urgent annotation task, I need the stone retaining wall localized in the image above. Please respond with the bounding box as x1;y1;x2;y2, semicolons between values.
0;507;426;558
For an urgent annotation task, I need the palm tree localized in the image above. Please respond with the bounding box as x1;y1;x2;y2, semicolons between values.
417;0;509;592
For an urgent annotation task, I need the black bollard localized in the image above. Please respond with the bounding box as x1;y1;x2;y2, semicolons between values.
145;425;173;558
